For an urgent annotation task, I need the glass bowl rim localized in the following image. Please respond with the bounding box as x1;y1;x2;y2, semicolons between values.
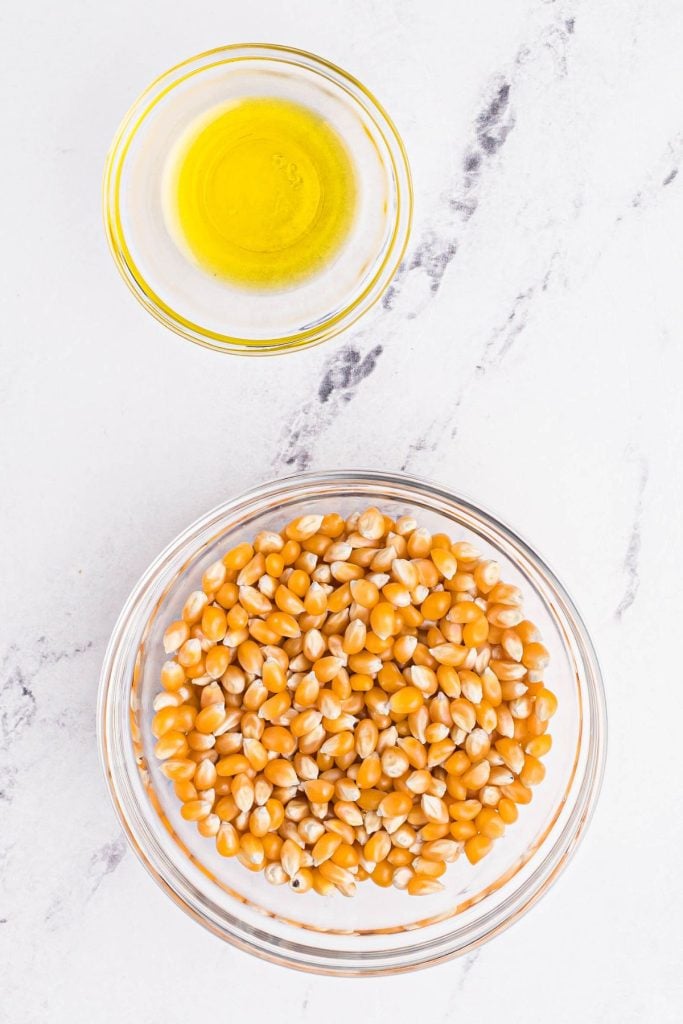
102;43;413;356
97;469;607;974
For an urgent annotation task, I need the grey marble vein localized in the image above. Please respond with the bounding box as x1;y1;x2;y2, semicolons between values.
87;835;127;897
538;21;575;76
0;638;93;748
271;0;582;477
272;68;524;474
475;286;535;377
400;425;442;472
1;664;37;747
300;986;312;1014
0;764;18;803
445;949;482;1013
44;895;65;928
616;453;649;619
401;252;556;473
383;75;516;314
515;0;577;74
0;841;14;872
628;132;683;213
318;344;383;404
42;835;128;932
476;255;556;377
460;948;481;984
272;343;383;472
400;410;457;474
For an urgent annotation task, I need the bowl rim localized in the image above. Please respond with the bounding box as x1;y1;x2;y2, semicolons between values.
97;470;607;974
102;43;413;356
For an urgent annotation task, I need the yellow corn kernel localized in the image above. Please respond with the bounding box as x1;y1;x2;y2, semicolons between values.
285;515;323;542
464;834;493;864
265;552;285;578
303;779;335;803
243;738;268;772
237;832;263;867
368;601;395;640
388;847;413;867
216;823;239;856
320;731;355;757
313;656;344;683
180;799;212;821
475;807;505;839
377;662;403;693
152;706;184;739
259;691;291;722
202;560;227;594
534;687;558;721
160;660;186;693
413;857;447;879
364;830;391;863
266;611;301;639
420;591;451;621
407;874;444;895
304;582;328;615
200;605;226;642
160;758;196;782
248;806;271;838
348;578;379;608
520;754;546;786
463;615;489;647
525;733;553;758
262;832;284;860
227;604;249;631
331;842;361;869
500;780;533;805
274;584;305;616
355;752;381;790
222;543;253;571
429;643;468;667
215;754;250;777
450;820;477;841
263;758;298;788
265;798;285;830
154;731;188;761
379;791;413;818
347;651;382;675
389;686;424;715
177;638;202;668
288;569;311;597
371;861;394;887
497;797;518;824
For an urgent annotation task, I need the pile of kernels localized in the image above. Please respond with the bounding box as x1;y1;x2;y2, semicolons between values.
152;508;557;897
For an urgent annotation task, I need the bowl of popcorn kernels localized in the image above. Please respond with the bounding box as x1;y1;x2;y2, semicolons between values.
98;471;606;974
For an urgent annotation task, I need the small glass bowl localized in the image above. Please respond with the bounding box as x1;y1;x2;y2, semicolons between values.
103;45;412;355
98;471;606;974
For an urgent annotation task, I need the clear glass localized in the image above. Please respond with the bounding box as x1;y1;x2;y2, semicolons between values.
102;45;413;355
98;471;606;974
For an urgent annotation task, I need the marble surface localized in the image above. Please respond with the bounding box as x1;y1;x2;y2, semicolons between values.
2;0;683;1020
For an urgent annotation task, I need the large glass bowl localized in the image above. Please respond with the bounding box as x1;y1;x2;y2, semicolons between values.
102;45;412;355
98;471;606;974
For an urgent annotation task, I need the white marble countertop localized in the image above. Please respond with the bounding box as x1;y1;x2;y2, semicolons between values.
2;0;683;1019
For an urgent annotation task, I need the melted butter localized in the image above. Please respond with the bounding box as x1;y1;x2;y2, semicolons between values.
163;97;357;289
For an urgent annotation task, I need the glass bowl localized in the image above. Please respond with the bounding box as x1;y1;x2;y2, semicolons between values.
102;45;412;355
98;471;606;974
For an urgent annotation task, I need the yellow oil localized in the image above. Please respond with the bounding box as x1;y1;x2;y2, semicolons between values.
163;97;357;289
